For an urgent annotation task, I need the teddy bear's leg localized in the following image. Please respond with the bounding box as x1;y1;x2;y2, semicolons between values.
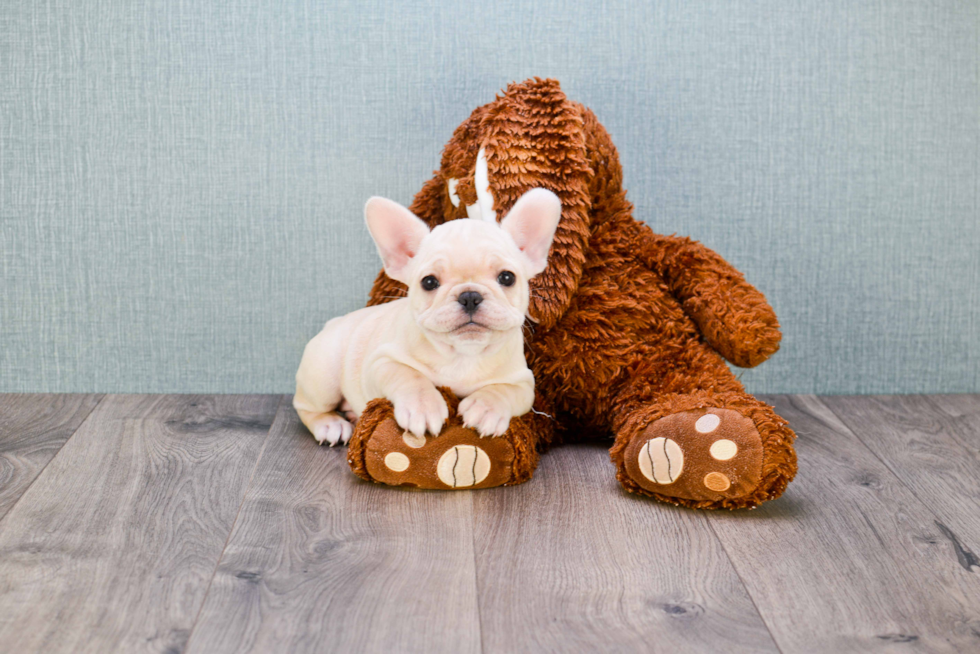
608;354;797;510
345;388;552;490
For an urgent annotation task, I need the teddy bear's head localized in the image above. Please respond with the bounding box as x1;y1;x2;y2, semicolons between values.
407;78;626;330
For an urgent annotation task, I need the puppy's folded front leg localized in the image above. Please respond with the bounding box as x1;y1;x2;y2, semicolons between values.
459;380;534;437
375;361;450;437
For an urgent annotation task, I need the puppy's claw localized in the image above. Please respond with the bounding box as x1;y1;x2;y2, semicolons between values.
427;407;449;437
310;413;353;447
393;388;448;437
460;396;511;438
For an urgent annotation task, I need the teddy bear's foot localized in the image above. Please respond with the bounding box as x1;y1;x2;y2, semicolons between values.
346;388;541;490
611;393;797;509
353;419;519;489
623;408;764;501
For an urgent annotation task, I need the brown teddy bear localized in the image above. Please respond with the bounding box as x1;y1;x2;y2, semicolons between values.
346;78;797;510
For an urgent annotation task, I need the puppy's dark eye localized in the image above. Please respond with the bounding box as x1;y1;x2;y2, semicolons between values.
497;271;516;287
421;275;440;291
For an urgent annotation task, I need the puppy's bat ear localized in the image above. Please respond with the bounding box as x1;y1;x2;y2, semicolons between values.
500;188;562;276
365;197;430;284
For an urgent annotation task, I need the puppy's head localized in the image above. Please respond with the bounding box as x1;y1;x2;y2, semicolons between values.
365;188;561;348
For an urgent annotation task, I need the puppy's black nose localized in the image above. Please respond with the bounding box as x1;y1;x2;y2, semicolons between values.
457;291;483;315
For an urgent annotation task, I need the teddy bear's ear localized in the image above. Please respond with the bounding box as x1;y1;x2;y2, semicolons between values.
364;196;430;285
367;78;606;322
478;78;594;329
501;189;562;276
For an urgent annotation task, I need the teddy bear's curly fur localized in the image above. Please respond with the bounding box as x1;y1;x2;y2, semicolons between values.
346;78;796;510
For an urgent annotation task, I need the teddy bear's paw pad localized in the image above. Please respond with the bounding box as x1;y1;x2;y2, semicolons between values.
436;445;492;487
360;418;516;489
624;409;763;501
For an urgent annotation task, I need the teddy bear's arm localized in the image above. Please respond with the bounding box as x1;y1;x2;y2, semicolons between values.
641;230;781;368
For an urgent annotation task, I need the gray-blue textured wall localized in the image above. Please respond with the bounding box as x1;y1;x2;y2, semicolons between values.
1;1;978;394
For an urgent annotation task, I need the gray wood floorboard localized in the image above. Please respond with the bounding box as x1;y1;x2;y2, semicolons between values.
3;394;979;653
471;442;779;654
924;394;980;455
0;394;279;654
823;395;980;569
704;395;980;653
185;400;483;654
0;394;103;520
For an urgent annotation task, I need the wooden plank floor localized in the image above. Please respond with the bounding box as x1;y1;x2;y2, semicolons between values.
0;394;978;653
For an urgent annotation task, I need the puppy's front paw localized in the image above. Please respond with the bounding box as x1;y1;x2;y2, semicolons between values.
459;393;512;437
307;412;353;447
393;387;449;437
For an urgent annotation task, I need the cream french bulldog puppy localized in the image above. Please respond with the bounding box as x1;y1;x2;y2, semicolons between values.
294;188;562;446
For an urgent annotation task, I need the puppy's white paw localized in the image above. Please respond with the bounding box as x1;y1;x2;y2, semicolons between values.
459;393;512;437
393;386;449;437
308;412;353;447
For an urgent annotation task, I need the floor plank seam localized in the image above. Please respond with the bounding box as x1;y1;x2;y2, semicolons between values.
469;492;486;654
0;393;107;526
701;513;786;654
182;394;287;653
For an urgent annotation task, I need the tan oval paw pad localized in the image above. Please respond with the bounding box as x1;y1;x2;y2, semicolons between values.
437;445;491;488
637;437;684;484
